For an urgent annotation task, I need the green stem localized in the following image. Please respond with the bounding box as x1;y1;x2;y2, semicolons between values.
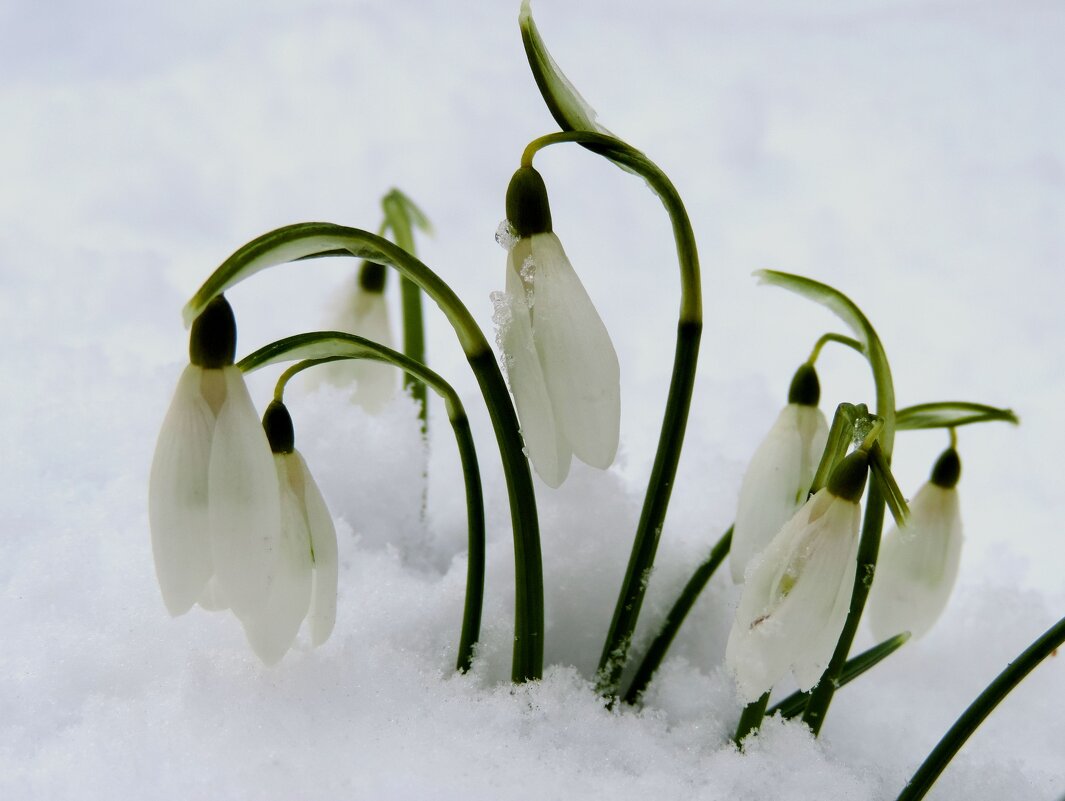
734;692;771;746
767;631;910;719
623;527;732;704
382;191;428;434
896;614;1065;801
754;272;895;735
238;336;484;673
185;224;543;682
807;332;865;364
520;130;703;698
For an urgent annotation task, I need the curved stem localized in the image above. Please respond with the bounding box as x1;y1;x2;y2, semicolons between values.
896;614;1065;801
521;130;703;698
807;332;864;364
753;271;895;734
186;224;543;682
623;526;732;704
239;334;484;672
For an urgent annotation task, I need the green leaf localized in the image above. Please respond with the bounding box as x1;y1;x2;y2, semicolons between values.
384;188;433;236
519;0;608;135
768;631;910;720
896;402;1019;430
755;270;896;455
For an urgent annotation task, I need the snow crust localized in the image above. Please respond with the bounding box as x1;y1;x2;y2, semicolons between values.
2;1;1064;799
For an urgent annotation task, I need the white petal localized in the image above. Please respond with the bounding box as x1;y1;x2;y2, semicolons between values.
291;451;339;647
314;284;397;412
196;576;229;611
498;252;571;487
241;454;314;665
526;233;620;470
726;489;860;701
868;484;962;641
731;404;827;583
207;366;282;621
148;364;215;616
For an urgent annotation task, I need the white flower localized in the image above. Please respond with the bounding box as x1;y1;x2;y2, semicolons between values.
725;451;866;703
240;443;339;664
496;166;620;488
731;367;828;582
313;263;396;412
868;449;962;642
149;300;281;622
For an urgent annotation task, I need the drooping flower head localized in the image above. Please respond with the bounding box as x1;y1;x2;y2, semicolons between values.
730;363;829;582
867;446;963;642
149;295;281;621
495;165;621;487
238;400;339;665
725;448;868;703
313;261;396;412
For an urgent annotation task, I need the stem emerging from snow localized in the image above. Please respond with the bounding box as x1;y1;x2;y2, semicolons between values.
186;224;544;682
239;333;485;673
623;526;732;704
896;614;1065;801
521;130;703;699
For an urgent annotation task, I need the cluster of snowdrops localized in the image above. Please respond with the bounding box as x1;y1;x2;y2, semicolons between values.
148;4;1061;800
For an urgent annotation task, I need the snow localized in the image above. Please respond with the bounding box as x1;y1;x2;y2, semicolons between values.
3;1;1064;799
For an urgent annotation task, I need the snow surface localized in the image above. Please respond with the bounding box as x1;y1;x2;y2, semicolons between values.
2;1;1064;798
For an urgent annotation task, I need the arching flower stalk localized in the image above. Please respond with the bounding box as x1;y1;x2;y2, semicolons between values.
494;165;620;487
731;363;829;583
148;295;281;622
868;446;963;642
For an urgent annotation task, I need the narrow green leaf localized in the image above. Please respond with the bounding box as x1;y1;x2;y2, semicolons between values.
385;188;433;235
519;0;608;135
768;631;911;720
896;402;1019;431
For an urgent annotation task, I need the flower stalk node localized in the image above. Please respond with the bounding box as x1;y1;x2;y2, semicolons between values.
787;363;821;406
930;447;961;489
263;400;295;454
828;449;870;502
358;260;387;293
189;295;237;368
506;166;553;237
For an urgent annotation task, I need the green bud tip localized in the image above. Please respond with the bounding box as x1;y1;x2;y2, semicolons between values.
189;295;237;368
930;447;961;489
263;400;295;454
358;260;387;293
506;165;553;238
828;449;870;502
788;363;821;406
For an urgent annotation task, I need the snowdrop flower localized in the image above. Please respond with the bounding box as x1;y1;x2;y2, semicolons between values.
725;449;867;703
495;165;620;487
730;364;829;583
313;261;396;412
149;295;281;621
868;447;962;642
240;401;339;664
